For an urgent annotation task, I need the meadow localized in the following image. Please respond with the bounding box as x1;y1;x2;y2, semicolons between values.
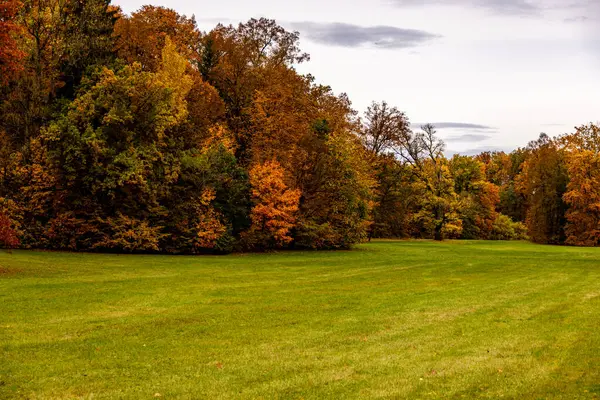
1;241;599;399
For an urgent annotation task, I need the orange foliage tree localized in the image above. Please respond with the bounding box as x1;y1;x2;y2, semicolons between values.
563;124;600;246
243;160;300;249
518;134;568;244
199;18;309;160
114;5;200;72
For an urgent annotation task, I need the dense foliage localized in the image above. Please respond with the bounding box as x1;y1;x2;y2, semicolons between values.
0;2;597;251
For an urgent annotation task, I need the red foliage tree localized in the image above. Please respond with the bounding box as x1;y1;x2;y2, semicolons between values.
0;211;19;248
0;0;24;84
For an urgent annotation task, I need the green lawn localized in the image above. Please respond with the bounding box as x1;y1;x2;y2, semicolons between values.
1;241;599;399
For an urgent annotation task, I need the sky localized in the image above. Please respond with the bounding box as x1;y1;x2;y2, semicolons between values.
114;0;600;154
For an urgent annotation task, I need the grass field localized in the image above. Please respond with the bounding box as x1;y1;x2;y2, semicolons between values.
1;241;600;399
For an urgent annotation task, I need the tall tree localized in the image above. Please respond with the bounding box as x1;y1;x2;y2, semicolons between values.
359;101;413;239
1;0;63;144
57;0;118;98
40;42;192;250
0;0;24;84
451;155;499;239
563;123;600;246
294;130;375;249
1;0;117;145
518;133;568;244
369;156;415;238
399;124;461;241
477;149;528;223
199;18;309;160
113;5;200;72
359;100;410;157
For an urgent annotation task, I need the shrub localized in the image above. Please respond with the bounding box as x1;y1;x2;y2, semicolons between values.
93;214;165;252
491;214;529;241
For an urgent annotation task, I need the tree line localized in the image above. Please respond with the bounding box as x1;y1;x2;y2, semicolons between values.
0;0;598;252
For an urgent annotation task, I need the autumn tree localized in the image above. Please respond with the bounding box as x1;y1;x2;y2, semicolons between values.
369;156;415;238
476;150;527;223
199;18;309;160
0;198;20;248
1;0;63;144
399;124;461;241
450;155;499;239
0;0;24;84
0;213;19;247
248;66;316;167
500;150;528;223
0;14;380;253
358;101;413;239
114;5;200;72
563;123;600;246
1;0;117;146
57;0;118;98
41;41;192;250
165;143;250;254
243;160;300;249
518;133;568;244
267;86;374;249
359;101;410;156
295;131;375;249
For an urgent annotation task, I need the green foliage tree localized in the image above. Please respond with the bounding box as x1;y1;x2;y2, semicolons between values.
399;124;461;241
359;101;413;239
369;156;415;238
40;42;192;250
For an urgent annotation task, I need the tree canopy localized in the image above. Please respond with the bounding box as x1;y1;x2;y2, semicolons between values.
0;3;597;251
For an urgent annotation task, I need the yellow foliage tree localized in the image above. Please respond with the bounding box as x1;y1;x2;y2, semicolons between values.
193;188;227;250
158;36;193;125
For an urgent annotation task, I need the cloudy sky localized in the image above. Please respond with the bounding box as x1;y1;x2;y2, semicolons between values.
115;0;599;154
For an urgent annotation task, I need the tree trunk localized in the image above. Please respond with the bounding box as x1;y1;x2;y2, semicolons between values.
434;222;443;241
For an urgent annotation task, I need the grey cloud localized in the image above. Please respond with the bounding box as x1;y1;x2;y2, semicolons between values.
462;146;512;155
390;0;597;16
564;15;589;22
447;145;513;157
445;134;492;142
390;0;541;15
290;22;441;49
411;122;496;130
